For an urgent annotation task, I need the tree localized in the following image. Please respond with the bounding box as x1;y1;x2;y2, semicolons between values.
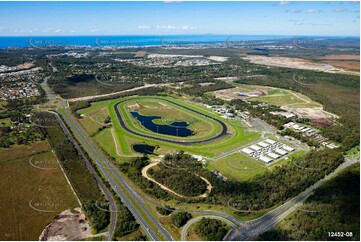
171;212;192;228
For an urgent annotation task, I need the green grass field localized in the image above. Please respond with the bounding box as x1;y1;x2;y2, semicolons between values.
0;141;79;240
225;83;322;108
77;96;261;159
117;97;223;142
207;153;267;182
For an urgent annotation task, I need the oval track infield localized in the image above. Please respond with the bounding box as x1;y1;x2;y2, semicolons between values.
114;97;228;145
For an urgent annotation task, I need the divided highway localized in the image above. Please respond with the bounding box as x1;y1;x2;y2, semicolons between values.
58;101;174;241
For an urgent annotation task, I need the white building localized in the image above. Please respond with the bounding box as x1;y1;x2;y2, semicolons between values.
282;145;295;152
265;139;276;145
274;148;287;155
259;155;272;163
242;148;254;156
267;152;280;159
249;145;262;151
258;141;269;148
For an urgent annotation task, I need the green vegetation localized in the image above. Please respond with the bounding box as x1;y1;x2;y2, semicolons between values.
37;112;110;232
194;218;229;241
83;201;110;232
119;156;172;200
0;141;78;240
150;166;207;197
259;163;360;241
171;212;192;228
117;97;222;141
207;153;267;182
113;197;139;239
156;205;173;216
213;148;344;211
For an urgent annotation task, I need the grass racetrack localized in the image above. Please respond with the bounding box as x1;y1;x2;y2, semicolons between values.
77;96;261;159
114;97;227;145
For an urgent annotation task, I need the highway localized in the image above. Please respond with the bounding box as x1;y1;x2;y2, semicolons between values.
52;111;117;240
37;65;118;240
58;101;174;241
225;156;359;241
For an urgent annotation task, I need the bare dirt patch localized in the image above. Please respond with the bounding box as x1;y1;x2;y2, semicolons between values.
213;87;265;100
243;55;359;75
39;208;96;241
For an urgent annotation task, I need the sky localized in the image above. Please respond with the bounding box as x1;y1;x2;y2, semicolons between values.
0;1;359;36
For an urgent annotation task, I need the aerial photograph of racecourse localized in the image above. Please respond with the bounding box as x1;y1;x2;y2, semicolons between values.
0;1;359;241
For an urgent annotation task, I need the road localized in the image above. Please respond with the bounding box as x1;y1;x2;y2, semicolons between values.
225;156;359;241
40;61;173;241
181;215;237;241
113;97;228;145
52;111;117;240
67;83;171;102
58;101;174;241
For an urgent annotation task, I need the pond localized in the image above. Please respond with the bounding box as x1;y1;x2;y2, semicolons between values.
132;144;156;155
130;111;193;137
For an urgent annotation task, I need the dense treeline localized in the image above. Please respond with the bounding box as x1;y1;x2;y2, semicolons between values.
156;205;173;216
119;156;173;200
83;201;110;231
113;197;139;239
234;67;359;151
150;167;207;197
194;218;228;241
212;148;345;211
258;164;360;241
149;151;207;197
171;212;192;228
37;112;110;232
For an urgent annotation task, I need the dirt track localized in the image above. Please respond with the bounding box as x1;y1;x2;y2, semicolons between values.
142;161;212;199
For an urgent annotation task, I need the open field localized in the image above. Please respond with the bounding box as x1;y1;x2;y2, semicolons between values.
119;97;222;141
212;84;322;108
206;153;267;182
243;55;359;76
317;54;360;71
76;96;261;158
0;141;79;240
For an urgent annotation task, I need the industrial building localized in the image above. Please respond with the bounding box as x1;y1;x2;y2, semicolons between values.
241;139;295;163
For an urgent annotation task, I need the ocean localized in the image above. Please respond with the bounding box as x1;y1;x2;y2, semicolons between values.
0;35;290;49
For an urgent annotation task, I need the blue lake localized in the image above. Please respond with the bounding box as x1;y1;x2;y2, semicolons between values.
132;144;156;155
130;111;193;137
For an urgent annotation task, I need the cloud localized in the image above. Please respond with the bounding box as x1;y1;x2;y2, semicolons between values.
280;1;290;5
306;9;317;14
293;10;302;13
90;29;99;33
163;0;183;3
139;25;197;30
54;28;62;33
288;19;304;25
181;25;197;30
333;8;346;12
137;25;151;29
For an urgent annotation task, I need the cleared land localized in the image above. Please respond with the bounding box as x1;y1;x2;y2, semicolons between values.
243;55;359;76
0;141;79;240
211;84;335;121
317;54;360;71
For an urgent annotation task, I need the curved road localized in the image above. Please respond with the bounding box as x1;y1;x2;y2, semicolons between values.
114;97;228;145
181;215;237;241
